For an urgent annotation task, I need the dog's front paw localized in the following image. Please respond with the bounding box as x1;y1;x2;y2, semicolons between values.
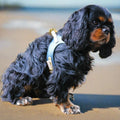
16;96;33;106
58;103;81;114
64;105;81;114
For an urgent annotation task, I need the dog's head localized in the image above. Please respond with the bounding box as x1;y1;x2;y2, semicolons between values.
62;5;116;58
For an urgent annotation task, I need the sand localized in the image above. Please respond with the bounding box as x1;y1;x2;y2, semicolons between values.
0;10;120;120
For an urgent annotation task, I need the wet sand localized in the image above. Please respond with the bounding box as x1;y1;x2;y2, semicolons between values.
0;10;120;120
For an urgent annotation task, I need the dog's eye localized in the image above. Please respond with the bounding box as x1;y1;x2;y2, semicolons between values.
92;20;99;25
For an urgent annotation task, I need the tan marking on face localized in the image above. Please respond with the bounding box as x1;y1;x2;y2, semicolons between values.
90;28;105;42
99;16;106;22
108;17;113;23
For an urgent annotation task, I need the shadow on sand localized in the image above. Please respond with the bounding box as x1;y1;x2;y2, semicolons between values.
32;94;120;113
32;98;52;105
72;94;120;113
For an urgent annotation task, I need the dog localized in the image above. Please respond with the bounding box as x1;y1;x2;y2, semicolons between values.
1;5;116;114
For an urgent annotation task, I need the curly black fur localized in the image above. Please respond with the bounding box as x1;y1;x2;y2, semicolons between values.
1;5;115;105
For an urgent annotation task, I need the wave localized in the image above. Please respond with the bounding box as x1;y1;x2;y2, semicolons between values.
2;20;49;34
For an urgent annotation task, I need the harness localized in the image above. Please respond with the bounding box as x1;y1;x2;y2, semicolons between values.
46;29;65;73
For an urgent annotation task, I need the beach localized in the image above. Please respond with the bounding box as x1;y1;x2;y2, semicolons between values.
0;10;120;120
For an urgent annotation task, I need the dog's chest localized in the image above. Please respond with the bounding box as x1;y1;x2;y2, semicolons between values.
73;54;92;74
54;45;92;75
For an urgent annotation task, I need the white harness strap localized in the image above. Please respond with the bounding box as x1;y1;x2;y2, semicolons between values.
46;29;64;73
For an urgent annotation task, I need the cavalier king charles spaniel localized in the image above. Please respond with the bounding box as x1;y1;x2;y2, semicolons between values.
1;5;116;114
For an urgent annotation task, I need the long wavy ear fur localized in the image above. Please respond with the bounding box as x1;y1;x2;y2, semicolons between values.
99;23;116;58
62;8;89;51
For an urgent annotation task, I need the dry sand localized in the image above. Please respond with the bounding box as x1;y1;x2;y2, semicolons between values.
0;10;120;120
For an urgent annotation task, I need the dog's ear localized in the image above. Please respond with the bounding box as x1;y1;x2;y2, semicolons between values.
62;8;89;51
99;23;116;58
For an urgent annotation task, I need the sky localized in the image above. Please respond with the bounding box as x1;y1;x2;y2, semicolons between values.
1;0;120;8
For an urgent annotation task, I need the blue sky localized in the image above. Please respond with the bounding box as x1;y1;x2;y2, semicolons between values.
1;0;120;7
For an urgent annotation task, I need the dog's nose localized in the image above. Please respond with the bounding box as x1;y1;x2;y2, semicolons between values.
102;28;110;35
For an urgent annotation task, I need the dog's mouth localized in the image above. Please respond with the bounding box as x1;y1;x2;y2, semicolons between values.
91;35;110;52
91;32;110;44
97;37;108;45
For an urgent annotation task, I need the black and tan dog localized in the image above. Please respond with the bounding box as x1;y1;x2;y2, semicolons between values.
1;5;115;114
